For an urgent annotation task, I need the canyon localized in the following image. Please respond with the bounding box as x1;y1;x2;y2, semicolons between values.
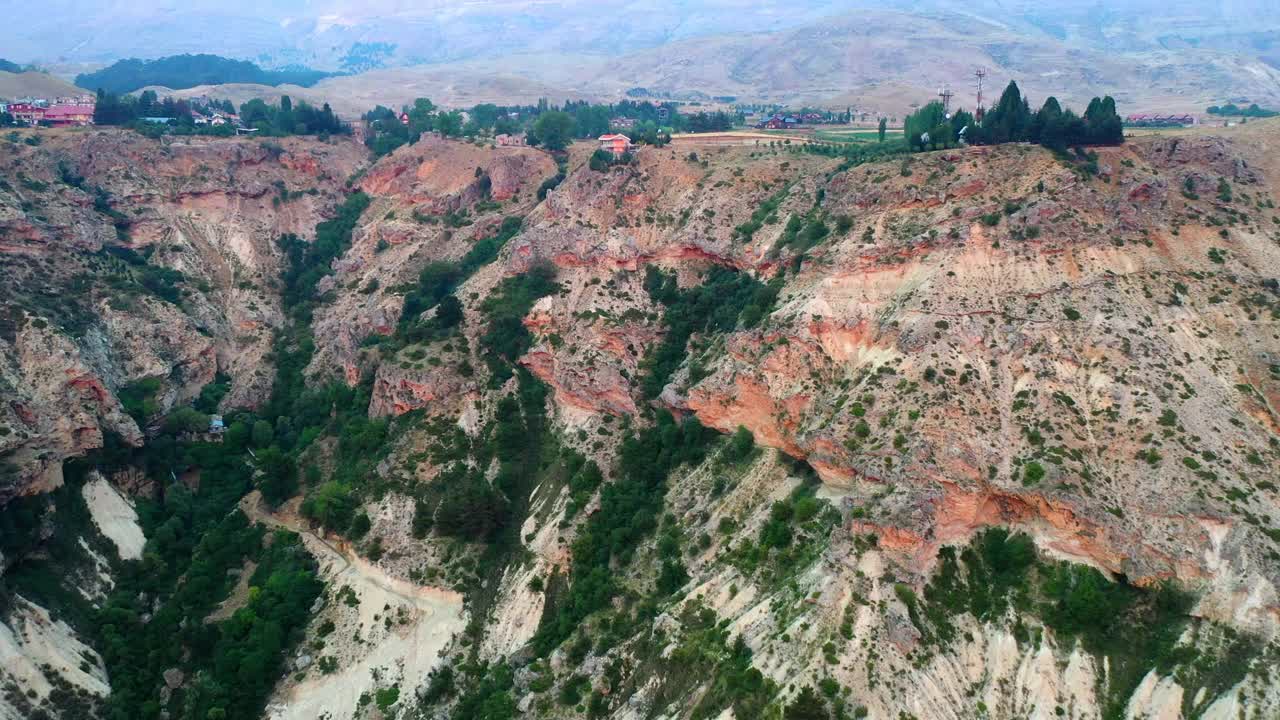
0;120;1278;719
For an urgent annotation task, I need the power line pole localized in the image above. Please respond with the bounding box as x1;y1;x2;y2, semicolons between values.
938;85;954;113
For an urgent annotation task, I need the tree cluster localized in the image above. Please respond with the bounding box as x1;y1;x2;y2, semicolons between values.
903;81;1123;152
93;90;346;138
362;97;691;158
1206;103;1277;118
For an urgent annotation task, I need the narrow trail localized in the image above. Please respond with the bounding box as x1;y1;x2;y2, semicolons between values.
241;491;462;608
239;492;467;720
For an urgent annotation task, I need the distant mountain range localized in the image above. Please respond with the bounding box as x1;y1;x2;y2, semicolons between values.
11;0;1277;71
6;1;1279;114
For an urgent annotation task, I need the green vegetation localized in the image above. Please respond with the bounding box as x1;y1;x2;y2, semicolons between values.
363;97;703;158
640;265;781;397
94;90;346;138
589;147;633;171
903;101;973;151
479;261;560;384
118;376;164;425
668;605;778;719
0;424;325;720
531;111;576;152
76;54;334;94
99;518;321;720
278;192;371;322
1206;103;1278;118
398;215;524;341
532;410;717;654
724;469;840;587
773;212;831;255
733;186;789;243
903;81;1122;152
916;528;1263;720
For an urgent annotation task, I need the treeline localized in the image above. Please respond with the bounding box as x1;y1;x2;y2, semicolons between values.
75;54;335;94
93;90;347;138
93;89;229;126
1207;103;1277;118
904;81;1123;152
362;96;734;158
239;95;347;136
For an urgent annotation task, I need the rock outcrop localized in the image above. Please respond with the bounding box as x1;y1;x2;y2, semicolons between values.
0;129;364;500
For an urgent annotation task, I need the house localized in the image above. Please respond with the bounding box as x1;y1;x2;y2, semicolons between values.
209;415;225;434
610;117;636;129
758;115;798;130
8;103;45;125
42;103;94;126
1124;113;1194;128
43;103;96;127
495;133;527;147
598;133;633;157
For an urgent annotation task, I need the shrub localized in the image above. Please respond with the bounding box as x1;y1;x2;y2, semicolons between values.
1023;461;1046;485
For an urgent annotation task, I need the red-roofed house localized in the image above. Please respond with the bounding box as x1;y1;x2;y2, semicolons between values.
598;133;633;157
43;104;95;127
8;103;45;125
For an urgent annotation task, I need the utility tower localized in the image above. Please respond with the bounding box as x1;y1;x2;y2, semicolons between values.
938;85;955;112
974;68;987;121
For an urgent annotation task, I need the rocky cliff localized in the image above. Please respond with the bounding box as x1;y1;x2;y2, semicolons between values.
2;121;1279;720
0;129;364;502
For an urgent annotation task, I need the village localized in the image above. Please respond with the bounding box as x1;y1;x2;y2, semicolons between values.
0;93;254;129
1;95;98;127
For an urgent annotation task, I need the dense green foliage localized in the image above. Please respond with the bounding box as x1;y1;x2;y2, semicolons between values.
902;101;972;151
94;90;346;138
532;410;717;654
1207;103;1278;118
398;215;524;339
363;97;706;158
75;54;334;94
278;192;371;322
975;82;1122;149
237;95;347;136
531;111;575;151
451;663;518;720
25;430;325;720
640;265;781;397
478;260;560;384
432;370;550;544
902;81;1123;152
917;528;1259;720
667;605;778;720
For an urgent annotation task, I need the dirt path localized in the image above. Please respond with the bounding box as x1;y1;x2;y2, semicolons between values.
240;492;467;720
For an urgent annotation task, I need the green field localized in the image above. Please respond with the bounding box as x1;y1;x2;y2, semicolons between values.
812;128;894;143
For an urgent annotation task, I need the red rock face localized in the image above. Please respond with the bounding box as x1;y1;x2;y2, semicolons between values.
0;130;365;500
6;125;1279;641
620;136;1280;624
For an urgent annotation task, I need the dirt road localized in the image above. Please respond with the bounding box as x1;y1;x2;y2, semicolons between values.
241;492;467;720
